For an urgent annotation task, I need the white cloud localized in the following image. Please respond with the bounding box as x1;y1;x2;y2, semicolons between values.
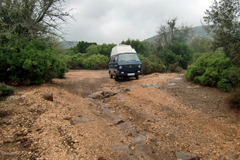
63;0;213;44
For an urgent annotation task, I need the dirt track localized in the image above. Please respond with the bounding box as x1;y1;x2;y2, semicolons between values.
0;70;240;160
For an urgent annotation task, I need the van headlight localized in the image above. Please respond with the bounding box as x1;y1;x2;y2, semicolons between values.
138;65;141;68
119;66;122;69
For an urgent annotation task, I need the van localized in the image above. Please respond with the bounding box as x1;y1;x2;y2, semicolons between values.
108;45;142;81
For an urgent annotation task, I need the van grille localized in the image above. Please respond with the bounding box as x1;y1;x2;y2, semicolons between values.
122;65;138;69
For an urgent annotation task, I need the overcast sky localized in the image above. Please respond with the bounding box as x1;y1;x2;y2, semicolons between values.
64;0;213;44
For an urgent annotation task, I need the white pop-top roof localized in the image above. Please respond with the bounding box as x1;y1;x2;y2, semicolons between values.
110;45;137;56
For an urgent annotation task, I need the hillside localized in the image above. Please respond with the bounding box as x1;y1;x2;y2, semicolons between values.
59;41;78;49
143;26;211;45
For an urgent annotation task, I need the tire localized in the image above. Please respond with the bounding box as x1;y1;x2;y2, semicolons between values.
135;75;139;79
109;72;113;78
114;73;119;81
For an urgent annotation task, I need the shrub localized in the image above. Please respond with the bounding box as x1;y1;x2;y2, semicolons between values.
0;39;68;85
226;88;240;110
0;83;15;96
82;54;108;69
185;51;239;91
142;55;165;74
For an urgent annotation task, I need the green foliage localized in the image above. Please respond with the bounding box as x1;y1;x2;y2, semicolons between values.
142;55;165;75
0;39;68;85
158;41;193;69
227;88;240;110
71;41;97;53
190;36;212;53
170;41;194;69
82;54;109;70
185;51;239;91
121;39;151;57
204;0;240;66
0;83;15;96
67;43;116;69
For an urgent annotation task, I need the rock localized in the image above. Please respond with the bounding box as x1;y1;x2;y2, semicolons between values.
101;90;114;98
3;119;11;125
167;83;176;86
30;154;38;160
113;118;124;125
101;90;120;98
70;120;75;125
43;92;53;101
6;95;19;101
110;145;129;151
103;98;108;103
85;98;95;102
74;118;95;124
131;135;146;145
173;77;183;81
63;117;72;120
126;87;135;91
88;93;103;99
16;131;23;136
22;130;28;136
187;86;200;89
175;152;200;160
158;76;165;78
228;152;239;160
142;83;160;89
18;92;26;95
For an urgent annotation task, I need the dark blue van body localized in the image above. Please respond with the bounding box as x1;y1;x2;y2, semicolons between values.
108;45;142;81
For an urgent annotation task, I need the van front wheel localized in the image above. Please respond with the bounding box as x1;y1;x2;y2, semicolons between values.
114;74;119;81
109;72;113;78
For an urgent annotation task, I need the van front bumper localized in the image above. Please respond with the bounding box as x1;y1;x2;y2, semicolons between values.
117;70;142;77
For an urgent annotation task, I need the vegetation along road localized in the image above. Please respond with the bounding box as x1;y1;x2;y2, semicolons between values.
0;70;239;160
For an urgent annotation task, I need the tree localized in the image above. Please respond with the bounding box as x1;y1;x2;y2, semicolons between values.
203;0;240;66
121;39;151;57
73;41;97;53
190;36;213;53
0;0;72;44
156;18;193;52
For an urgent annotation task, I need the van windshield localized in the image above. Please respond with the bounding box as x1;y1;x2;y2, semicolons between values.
118;53;140;62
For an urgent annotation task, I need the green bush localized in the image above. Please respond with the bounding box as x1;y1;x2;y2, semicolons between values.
0;39;68;85
0;83;15;96
142;55;165;74
227;88;240;110
185;51;239;91
82;54;108;70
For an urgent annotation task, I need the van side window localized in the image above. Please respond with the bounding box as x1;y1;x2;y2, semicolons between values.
114;56;118;62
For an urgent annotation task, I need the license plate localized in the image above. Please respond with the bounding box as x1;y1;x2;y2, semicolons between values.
127;73;135;76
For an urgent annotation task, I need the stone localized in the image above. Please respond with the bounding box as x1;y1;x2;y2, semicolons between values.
142;83;160;89
101;90;114;98
175;152;200;160
228;152;239;160
131;135;146;145
110;145;129;151
3;119;11;125
187;86;200;89
103;98;108;103
88;93;103;99
16;131;23;136
85;98;95;102
173;77;183;81
126;87;135;91
30;154;38;160
167;83;176;86
63;117;72;120
113;118;124;125
43;92;53;101
6;95;19;101
74;118;95;123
